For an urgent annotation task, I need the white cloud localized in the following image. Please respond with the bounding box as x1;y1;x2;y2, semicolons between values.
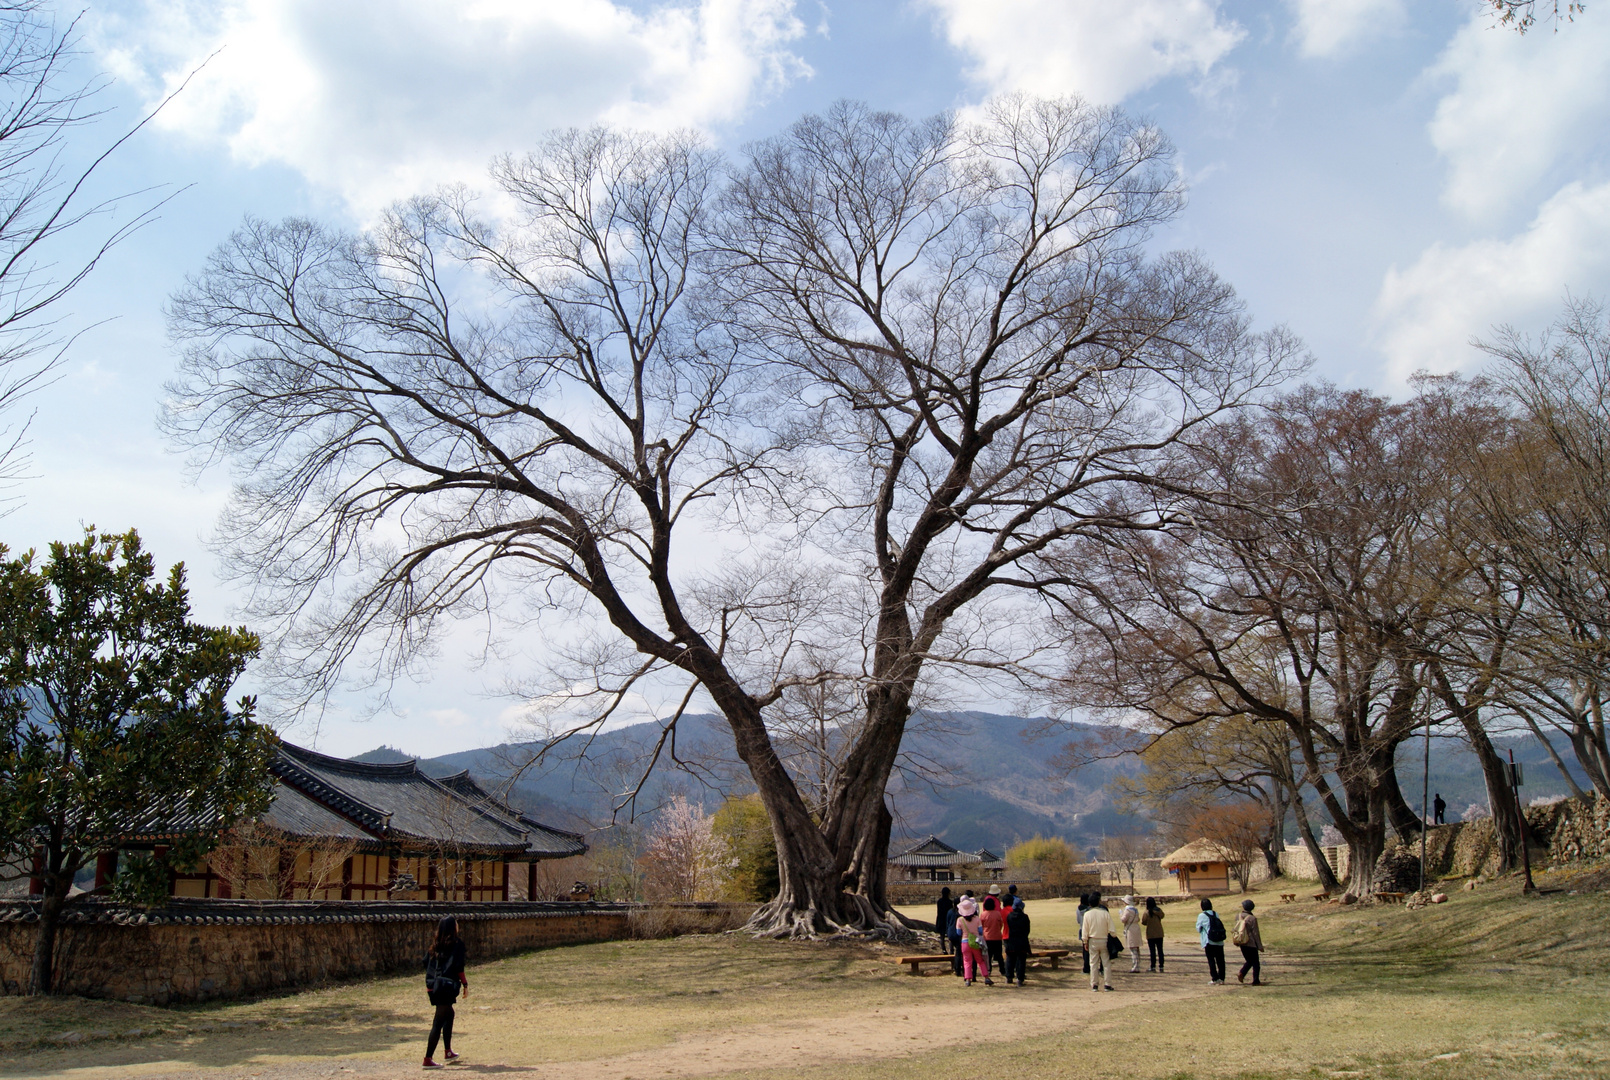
92;0;809;217
1284;0;1403;58
923;0;1243;104
1426;10;1610;220
1372;180;1610;383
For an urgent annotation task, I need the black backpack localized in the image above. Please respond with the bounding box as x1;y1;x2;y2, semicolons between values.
1205;910;1227;944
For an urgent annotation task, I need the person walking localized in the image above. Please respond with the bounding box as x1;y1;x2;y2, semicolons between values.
1120;895;1143;973
1196;898;1227;984
1004;898;1031;986
1079;890;1115;991
422;915;468;1069
1433;793;1446;826
1234;899;1264;985
1077;892;1091;974
981;894;1007;984
1142;896;1166;972
935;887;955;956
955;897;988;986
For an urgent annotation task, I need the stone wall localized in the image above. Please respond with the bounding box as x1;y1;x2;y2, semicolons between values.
0;898;751;1004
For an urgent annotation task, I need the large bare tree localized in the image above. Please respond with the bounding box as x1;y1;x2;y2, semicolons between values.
166;99;1296;937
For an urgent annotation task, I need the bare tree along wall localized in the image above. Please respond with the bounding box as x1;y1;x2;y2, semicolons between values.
164;97;1299;937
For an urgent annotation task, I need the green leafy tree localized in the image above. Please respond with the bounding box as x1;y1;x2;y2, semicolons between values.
712;794;779;902
1005;835;1075;892
0;529;277;994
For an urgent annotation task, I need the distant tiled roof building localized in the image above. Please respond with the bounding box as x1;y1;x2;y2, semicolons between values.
95;742;585;903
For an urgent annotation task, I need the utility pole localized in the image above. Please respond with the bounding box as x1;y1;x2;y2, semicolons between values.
1507;748;1535;893
1420;705;1431;894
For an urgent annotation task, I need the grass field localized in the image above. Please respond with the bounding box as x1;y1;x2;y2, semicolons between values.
2;869;1608;1079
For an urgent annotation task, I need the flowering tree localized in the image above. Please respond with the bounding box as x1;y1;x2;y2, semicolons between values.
639;796;733;902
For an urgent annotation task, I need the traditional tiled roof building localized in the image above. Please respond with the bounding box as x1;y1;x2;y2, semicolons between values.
98;742;585;903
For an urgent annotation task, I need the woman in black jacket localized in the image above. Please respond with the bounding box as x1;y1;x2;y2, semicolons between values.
423;916;468;1069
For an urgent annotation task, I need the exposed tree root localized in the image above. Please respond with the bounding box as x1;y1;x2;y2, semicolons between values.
742;891;918;943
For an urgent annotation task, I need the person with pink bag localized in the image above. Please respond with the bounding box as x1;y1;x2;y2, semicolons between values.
954;896;990;986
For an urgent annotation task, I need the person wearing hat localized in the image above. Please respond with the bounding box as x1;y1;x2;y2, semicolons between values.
954;896;987;985
1120;895;1143;972
1233;899;1264;985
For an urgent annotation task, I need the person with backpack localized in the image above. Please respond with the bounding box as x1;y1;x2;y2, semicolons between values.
422;916;468;1068
1142;896;1165;972
1078;890;1115;991
1195;898;1227;984
935;887;955;956
955;896;989;986
1234;899;1264;985
949;890;971;975
1003;897;1031;986
1120;895;1143;973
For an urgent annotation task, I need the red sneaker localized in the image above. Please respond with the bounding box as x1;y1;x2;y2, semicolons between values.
423;1059;444;1069
444;1051;461;1062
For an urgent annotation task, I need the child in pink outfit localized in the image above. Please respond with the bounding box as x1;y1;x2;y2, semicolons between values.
955;897;987;985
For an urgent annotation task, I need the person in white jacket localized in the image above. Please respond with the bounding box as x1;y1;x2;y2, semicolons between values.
1120;895;1143;972
1078;891;1115;991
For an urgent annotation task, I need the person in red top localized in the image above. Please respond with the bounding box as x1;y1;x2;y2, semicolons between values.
980;894;1007;985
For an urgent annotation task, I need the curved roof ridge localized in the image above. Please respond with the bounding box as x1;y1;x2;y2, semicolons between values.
280;741;420;777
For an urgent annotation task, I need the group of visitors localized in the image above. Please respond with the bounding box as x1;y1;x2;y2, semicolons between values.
939;886;1265;993
936;884;1032;986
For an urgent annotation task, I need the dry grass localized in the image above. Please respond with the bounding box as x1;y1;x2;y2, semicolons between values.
2;867;1608;1078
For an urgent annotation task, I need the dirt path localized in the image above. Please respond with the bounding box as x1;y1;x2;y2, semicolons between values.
14;965;1222;1080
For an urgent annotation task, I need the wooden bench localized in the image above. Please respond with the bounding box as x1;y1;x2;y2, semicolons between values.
894;954;953;974
893;948;1072;975
1279;893;1298;903
1313;891;1331;902
1373;891;1406;904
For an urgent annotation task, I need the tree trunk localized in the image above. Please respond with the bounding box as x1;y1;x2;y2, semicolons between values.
1523;711;1589;800
1291;794;1341;893
1381;762;1424;845
1458;713;1525;873
28;869;71;995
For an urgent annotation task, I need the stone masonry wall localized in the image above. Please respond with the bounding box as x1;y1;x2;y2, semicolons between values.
0;899;724;1004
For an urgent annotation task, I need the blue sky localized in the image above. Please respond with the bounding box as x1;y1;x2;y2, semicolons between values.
6;0;1609;756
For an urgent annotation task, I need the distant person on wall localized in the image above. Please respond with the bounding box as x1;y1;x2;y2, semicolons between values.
981;889;1007;982
1004;897;1031;986
1079;890;1115;991
1234;899;1264;985
1434;793;1447;826
936;887;955;956
955;896;988;986
1121;895;1143;973
1143;896;1166;972
1196;898;1228;985
1077;892;1091;973
422;915;468;1069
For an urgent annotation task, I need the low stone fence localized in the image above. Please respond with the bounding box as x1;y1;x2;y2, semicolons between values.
0;898;754;1004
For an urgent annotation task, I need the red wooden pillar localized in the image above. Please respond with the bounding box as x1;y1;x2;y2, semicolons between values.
387;854;398;898
501;860;510;902
278;849;294;899
427;859;437;901
93;851;118;890
340;856;353;900
28;847;44;897
527;861;538;902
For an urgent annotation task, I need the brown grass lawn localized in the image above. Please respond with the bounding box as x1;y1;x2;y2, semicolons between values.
3;867;1609;1079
